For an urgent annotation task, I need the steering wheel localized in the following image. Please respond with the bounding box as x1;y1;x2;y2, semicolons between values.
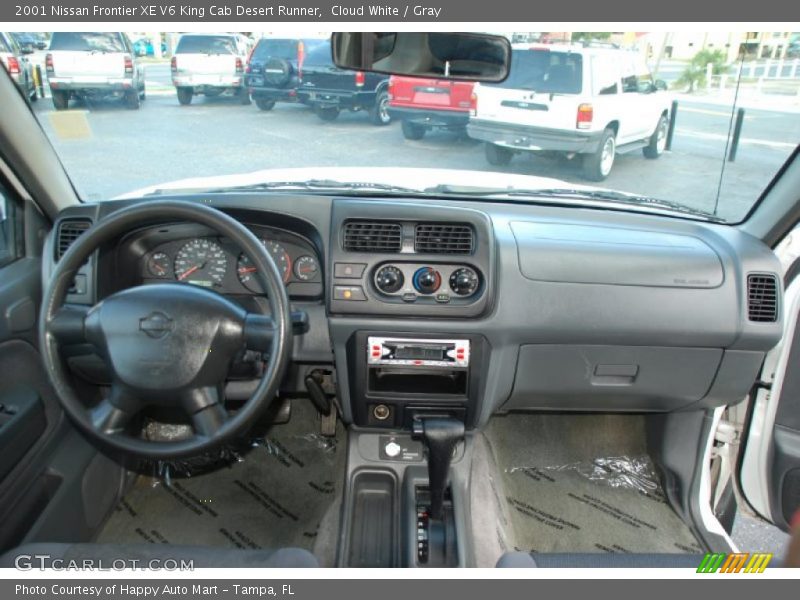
40;201;294;459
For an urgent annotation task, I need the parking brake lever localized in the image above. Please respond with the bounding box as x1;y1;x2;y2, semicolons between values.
412;417;465;520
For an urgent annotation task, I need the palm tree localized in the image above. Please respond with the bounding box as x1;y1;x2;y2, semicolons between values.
675;49;728;92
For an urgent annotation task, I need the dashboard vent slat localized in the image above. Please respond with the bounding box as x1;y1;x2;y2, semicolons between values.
415;223;474;254
343;221;402;253
56;219;92;260
747;274;778;322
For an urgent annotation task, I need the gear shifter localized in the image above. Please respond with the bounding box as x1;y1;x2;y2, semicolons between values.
412;417;465;520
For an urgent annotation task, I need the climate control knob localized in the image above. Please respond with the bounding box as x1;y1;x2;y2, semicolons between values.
375;265;404;294
449;267;480;296
413;267;442;294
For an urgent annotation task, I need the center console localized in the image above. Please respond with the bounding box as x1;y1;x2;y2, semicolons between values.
328;200;496;567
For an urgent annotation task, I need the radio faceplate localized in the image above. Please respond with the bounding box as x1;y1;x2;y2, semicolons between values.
367;336;470;368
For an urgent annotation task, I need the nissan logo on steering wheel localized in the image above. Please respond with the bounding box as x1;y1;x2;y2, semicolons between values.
139;311;174;339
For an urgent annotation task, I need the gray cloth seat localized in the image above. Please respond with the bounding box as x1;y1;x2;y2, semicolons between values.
0;543;319;568
496;551;705;568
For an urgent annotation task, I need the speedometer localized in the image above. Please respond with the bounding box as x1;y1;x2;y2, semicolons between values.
173;239;228;287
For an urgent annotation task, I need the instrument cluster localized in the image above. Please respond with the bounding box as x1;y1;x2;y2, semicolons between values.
139;227;321;297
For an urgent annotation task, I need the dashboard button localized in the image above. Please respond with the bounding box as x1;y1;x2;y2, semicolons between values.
435;293;451;303
402;292;417;303
334;285;366;301
334;263;367;278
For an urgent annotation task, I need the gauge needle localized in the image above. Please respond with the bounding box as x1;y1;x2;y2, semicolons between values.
238;266;257;274
178;264;201;280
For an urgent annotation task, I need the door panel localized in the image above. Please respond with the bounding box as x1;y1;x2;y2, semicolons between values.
0;184;65;549
740;274;800;531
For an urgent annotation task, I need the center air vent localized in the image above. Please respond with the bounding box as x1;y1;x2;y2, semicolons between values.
56;219;91;260
343;221;402;253
415;223;474;254
747;273;778;322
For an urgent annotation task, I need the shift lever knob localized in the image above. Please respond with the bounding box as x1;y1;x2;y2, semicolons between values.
412;417;465;520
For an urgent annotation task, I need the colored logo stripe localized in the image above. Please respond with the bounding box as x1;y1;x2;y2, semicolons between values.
697;553;772;573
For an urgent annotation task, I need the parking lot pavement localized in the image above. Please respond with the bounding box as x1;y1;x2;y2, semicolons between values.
31;84;799;222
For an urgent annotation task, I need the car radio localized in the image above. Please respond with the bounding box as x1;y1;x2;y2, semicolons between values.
367;337;470;368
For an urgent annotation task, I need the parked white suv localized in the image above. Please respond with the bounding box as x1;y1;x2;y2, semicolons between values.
171;33;253;106
468;43;672;181
46;32;144;110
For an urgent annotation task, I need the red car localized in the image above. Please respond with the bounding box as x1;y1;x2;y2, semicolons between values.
387;76;475;140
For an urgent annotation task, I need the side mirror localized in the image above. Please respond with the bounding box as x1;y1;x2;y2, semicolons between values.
331;32;511;83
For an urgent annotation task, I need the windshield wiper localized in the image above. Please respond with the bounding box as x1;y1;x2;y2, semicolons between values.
426;185;723;222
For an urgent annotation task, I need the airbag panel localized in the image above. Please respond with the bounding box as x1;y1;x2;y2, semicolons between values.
511;221;724;288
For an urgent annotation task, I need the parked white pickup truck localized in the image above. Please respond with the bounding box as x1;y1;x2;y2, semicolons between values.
171;33;253;106
467;43;673;181
46;32;144;110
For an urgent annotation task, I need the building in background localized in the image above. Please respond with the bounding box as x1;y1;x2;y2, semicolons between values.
652;32;799;62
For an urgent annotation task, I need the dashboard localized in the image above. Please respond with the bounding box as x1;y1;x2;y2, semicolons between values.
45;194;784;430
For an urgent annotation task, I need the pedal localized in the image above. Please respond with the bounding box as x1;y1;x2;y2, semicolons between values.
320;409;337;437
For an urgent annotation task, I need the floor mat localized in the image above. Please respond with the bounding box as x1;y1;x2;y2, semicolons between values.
97;400;345;560
484;412;704;555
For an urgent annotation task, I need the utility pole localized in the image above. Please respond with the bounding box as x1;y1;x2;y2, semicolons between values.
652;32;670;78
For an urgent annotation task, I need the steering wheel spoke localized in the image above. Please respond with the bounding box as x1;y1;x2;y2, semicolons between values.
244;313;277;352
90;385;141;435
181;386;229;438
48;304;91;345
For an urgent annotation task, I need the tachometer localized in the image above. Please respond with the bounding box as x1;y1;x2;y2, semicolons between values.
237;239;291;293
173;239;228;287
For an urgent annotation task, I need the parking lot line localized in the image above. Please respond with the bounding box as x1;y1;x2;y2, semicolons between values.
676;128;797;149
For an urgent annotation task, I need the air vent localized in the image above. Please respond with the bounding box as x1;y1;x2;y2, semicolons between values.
56;219;91;260
747;274;778;322
343;221;402;253
415;223;474;254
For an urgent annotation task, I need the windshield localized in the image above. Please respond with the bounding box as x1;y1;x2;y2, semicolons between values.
49;32;126;53
26;30;800;223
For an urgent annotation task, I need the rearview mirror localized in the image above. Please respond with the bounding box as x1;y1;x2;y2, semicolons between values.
331;32;511;83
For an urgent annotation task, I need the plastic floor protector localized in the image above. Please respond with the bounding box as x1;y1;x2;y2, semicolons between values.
97;400;345;562
483;412;704;555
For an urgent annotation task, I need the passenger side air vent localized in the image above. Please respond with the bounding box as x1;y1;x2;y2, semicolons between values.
56;219;91;260
747;274;778;322
415;223;474;254
343;221;402;253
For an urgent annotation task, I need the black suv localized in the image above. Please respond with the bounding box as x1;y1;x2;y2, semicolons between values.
297;43;392;125
246;37;327;111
